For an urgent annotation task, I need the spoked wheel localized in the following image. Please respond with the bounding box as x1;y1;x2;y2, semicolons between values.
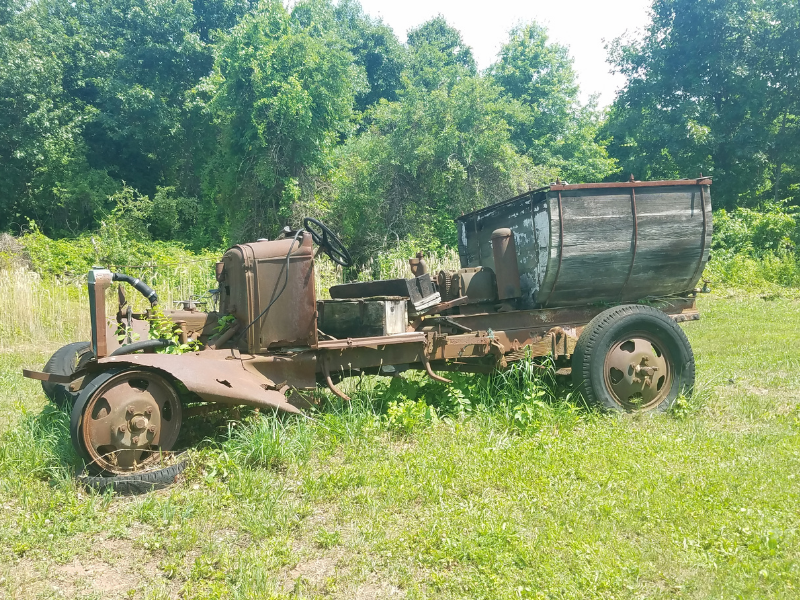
71;369;182;475
572;304;695;413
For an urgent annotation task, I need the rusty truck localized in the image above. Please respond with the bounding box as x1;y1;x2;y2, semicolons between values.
24;177;712;482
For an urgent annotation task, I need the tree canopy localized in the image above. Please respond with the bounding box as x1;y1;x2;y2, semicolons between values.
17;0;800;257
605;0;800;209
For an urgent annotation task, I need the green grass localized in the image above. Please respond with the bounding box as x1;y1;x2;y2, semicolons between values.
1;293;800;599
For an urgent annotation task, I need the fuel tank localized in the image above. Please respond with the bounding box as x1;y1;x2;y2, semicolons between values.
218;234;317;352
455;178;712;308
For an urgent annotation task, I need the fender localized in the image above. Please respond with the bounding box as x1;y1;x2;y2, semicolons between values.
94;350;303;414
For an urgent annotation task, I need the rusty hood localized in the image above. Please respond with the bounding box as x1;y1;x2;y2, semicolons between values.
95;350;302;414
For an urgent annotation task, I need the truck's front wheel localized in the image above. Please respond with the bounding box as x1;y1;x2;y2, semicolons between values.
572;305;695;412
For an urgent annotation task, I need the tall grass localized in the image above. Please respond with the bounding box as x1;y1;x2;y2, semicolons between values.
0;268;90;348
704;250;800;291
0;263;218;349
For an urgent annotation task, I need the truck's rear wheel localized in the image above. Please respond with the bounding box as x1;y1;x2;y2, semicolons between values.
572;305;695;412
70;369;182;475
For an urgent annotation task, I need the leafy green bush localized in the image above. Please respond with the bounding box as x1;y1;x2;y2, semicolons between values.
708;203;800;289
384;398;439;434
346;355;583;436
713;204;798;257
16;219;219;299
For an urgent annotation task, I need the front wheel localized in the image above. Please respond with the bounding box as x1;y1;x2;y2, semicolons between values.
572;305;695;412
70;369;183;475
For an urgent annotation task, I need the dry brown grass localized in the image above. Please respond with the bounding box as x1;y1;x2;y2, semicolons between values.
0;247;462;349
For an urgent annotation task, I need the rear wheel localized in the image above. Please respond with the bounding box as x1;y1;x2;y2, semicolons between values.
70;369;182;475
572;305;695;412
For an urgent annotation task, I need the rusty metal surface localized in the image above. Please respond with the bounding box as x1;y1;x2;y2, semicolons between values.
424;297;697;335
208;321;239;349
491;228;522;300
550;177;712;191
415;295;469;318
421;352;452;383
243;351;318;391
317;332;425;350
96;351;302;414
79;369;182;472
452;267;496;304
163;309;216;339
23;369;72;383
321;343;425;373
89;269;113;358
321;354;350;400
220;235;317;353
672;310;700;323
409;252;428;277
604;335;672;410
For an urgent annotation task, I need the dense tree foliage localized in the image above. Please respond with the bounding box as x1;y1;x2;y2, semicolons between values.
202;0;362;239
0;0;625;254
605;0;800;209
329;77;546;254
490;23;617;183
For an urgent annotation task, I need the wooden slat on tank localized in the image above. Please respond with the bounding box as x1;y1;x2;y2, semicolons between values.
623;186;707;299
539;189;635;306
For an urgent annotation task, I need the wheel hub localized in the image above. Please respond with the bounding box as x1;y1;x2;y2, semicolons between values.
604;335;672;410
77;371;181;473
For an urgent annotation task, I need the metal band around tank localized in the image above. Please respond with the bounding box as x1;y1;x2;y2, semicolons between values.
619;188;639;301
686;184;709;289
540;191;564;307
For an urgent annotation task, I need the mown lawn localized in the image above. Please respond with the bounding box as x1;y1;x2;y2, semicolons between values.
1;292;799;599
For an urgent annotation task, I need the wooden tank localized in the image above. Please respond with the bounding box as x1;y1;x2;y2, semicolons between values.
455;178;712;308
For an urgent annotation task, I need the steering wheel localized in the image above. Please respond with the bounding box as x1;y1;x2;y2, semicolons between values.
303;218;353;267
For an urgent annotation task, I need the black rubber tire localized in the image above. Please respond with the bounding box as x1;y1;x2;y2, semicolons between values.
41;342;94;408
571;304;695;413
77;457;188;495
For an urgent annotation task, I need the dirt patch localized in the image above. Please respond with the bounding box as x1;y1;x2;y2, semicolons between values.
59;556;134;595
285;554;340;589
5;535;178;599
354;581;404;599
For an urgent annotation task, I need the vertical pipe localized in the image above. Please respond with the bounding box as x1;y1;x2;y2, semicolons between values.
88;269;112;358
491;228;522;300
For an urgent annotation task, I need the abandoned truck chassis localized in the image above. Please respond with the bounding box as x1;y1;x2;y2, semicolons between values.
24;178;711;477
